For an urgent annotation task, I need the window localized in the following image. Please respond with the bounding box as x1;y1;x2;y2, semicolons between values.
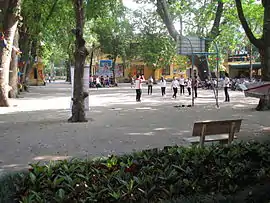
162;65;170;75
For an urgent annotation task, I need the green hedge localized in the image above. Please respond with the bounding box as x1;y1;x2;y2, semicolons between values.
0;171;28;203
2;141;270;202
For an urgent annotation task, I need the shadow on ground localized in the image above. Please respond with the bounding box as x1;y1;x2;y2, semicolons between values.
0;83;269;171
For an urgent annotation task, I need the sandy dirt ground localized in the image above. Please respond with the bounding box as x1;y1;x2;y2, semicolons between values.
0;82;269;172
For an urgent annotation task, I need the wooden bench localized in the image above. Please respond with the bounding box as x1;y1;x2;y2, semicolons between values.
184;119;242;147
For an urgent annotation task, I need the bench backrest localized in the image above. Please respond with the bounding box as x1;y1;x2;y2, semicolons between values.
192;119;242;137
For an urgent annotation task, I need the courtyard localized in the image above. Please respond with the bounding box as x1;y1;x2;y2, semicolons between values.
0;82;269;172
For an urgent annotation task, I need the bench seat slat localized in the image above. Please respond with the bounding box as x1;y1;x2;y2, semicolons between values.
184;134;237;143
192;119;242;137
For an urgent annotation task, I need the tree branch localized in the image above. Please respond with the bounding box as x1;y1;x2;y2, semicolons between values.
44;0;60;28
156;0;178;42
235;0;263;49
208;1;224;39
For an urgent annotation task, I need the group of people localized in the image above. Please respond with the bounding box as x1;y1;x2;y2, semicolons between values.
132;73;231;103
170;75;198;99
89;75;117;88
132;74;199;102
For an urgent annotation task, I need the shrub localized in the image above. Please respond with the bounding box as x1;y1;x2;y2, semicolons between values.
0;171;28;203
4;141;270;202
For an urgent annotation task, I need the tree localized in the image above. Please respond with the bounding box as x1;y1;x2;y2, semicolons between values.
19;0;63;86
40;0;75;82
139;33;175;81
9;29;19;98
0;0;22;107
131;8;175;81
93;2;132;82
235;0;270;110
68;0;119;122
136;0;224;79
68;0;89;122
213;1;263;65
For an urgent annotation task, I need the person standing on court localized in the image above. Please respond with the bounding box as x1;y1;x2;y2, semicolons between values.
192;76;199;98
160;76;166;96
148;76;153;95
224;72;230;102
135;74;143;102
179;75;185;95
171;77;179;99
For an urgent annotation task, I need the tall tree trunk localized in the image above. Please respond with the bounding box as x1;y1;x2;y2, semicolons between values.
152;68;156;83
66;51;74;83
262;0;270;81
65;59;71;83
256;0;270;110
235;0;270;110
19;25;31;84
21;40;32;85
0;0;21;107
89;48;94;76
156;0;178;41
156;0;223;81
69;0;89;122
9;29;19;98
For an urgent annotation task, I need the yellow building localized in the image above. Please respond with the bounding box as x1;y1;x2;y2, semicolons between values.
223;54;261;78
28;60;45;86
93;53;188;81
126;61;172;80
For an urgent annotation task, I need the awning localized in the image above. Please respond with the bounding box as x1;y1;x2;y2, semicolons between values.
229;62;261;69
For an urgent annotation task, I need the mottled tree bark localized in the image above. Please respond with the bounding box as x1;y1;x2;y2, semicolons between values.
235;0;270;110
65;60;71;83
0;0;21;107
8;29;19;98
19;27;31;86
156;0;178;42
68;0;89;122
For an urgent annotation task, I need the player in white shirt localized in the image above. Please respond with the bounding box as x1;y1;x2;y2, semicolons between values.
148;76;153;95
224;72;230;102
135;74;143;102
171;77;180;99
179;75;185;95
160;76;166;96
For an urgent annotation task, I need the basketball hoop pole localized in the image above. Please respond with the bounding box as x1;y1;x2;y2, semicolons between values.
178;35;194;106
177;36;219;108
191;54;195;106
199;38;219;108
212;40;219;105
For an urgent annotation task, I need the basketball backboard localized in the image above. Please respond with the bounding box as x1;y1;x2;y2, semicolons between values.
178;36;206;55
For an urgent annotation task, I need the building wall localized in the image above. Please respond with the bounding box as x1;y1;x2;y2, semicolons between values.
228;67;241;78
229;67;260;78
28;62;45;86
126;63;185;80
224;61;261;78
95;54;187;80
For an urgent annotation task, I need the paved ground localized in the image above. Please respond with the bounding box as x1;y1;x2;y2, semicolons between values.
0;82;269;171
